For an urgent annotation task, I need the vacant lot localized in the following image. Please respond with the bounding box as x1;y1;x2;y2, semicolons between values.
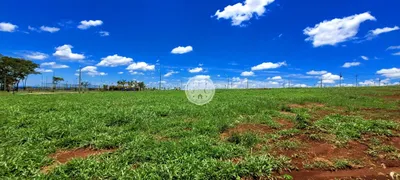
1;87;399;179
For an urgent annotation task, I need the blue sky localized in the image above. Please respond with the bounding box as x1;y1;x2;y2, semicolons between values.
1;0;399;88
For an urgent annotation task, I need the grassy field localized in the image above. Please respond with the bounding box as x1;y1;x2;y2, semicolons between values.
1;87;400;179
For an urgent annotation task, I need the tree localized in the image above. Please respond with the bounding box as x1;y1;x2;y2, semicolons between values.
0;56;39;91
138;81;145;91
52;76;64;90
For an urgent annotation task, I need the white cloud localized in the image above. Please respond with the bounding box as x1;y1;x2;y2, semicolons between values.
53;44;85;60
342;62;361;68
126;62;155;71
77;20;103;30
35;68;53;73
25;52;48;60
129;71;144;75
268;76;282;80
41;62;69;69
28;26;37;31
393;52;400;56
303;12;376;47
359;80;375;86
232;77;241;81
171;46;193;54
387;46;400;50
367;26;399;38
193;75;211;79
97;54;133;67
361;56;369;60
321;73;341;83
251;61;286;71
164;71;178;77
81;66;107;76
377;68;400;78
189;67;203;73
214;0;275;26
118;72;124;75
40;26;60;33
241;71;254;76
0;22;18;32
99;31;109;36
306;70;328;75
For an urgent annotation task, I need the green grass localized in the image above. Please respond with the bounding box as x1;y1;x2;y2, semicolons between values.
0;87;399;178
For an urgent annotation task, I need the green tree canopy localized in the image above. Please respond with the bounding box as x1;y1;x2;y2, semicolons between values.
0;56;39;91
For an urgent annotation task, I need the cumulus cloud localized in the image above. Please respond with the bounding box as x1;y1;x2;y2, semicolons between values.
126;62;155;71
40;26;60;33
361;56;369;60
41;62;69;69
377;68;400;78
321;73;341;83
214;0;275;26
359;80;375;86
35;68;53;73
0;22;18;32
251;61;286;71
393;52;400;56
118;72;124;75
77;20;103;30
53;44;85;60
171;46;193;54
81;66;107;76
241;71;254;76
367;26;399;38
342;62;361;68
306;70;328;75
97;54;133;67
303;12;376;47
99;31;109;36
193;75;211;79
189;67;203;73
25;52;48;60
164;71;179;77
268;76;282;80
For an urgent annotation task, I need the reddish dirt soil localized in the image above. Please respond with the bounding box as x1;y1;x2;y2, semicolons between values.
276;119;295;129
384;94;400;100
392;137;400;149
41;148;116;173
272;134;400;179
289;167;400;180
220;123;275;139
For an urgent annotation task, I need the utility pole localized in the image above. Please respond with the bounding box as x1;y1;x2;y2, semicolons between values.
227;77;230;89
158;58;162;90
246;79;249;89
320;76;323;88
355;74;358;87
378;78;381;86
339;72;342;87
78;66;82;93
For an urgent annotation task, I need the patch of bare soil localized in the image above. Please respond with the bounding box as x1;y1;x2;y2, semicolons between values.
289;167;400;180
41;148;116;174
356;108;400;122
276;119;295;129
392;137;400;150
274;134;400;179
220;123;275;139
280;111;296;117
384;94;400;100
